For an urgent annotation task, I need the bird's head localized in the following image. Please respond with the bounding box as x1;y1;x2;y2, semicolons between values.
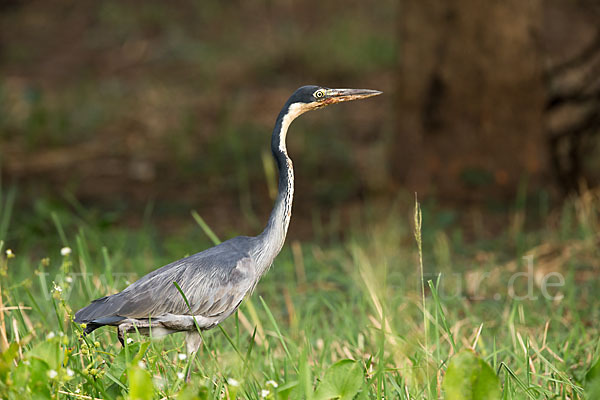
284;85;382;117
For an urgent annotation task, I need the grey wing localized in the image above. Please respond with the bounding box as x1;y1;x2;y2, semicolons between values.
116;254;257;318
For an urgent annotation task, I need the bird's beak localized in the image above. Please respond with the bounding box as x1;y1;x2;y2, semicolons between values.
323;88;382;105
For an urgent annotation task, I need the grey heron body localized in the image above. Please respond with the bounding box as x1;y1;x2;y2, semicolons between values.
74;86;381;357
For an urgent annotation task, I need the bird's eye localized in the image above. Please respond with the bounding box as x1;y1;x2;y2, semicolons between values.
314;89;326;99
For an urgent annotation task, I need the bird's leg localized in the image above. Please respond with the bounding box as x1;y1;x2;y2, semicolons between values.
117;319;163;346
118;322;133;346
186;330;202;353
184;331;202;382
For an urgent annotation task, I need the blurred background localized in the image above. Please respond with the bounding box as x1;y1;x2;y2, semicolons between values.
1;0;599;244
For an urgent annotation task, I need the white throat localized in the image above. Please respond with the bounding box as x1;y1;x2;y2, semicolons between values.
278;103;311;153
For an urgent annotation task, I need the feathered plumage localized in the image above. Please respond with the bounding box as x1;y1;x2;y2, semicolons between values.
74;86;381;358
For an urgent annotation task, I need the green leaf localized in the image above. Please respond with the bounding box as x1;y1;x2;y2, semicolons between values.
443;349;501;400
125;341;153;400
11;359;30;388
585;357;600;399
128;364;154;400
108;341;143;380
27;338;62;370
275;381;298;400
28;358;52;400
0;342;19;381
176;384;202;400
131;341;151;365
108;346;130;380
314;359;364;400
105;343;141;397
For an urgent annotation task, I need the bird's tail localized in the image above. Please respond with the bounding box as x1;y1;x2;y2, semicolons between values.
75;295;125;334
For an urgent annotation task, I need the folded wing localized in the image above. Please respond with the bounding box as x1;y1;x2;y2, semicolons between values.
75;237;257;330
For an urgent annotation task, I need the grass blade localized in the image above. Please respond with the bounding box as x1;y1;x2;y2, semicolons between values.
191;210;221;245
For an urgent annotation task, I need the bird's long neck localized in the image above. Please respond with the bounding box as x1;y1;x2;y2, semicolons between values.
256;103;305;275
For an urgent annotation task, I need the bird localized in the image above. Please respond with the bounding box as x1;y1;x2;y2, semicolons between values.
74;85;382;360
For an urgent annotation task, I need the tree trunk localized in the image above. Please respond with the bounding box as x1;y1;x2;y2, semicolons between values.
393;0;547;202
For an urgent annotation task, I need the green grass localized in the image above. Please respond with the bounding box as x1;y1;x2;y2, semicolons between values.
1;189;600;399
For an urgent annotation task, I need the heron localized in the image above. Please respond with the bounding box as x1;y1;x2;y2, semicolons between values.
74;85;382;363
